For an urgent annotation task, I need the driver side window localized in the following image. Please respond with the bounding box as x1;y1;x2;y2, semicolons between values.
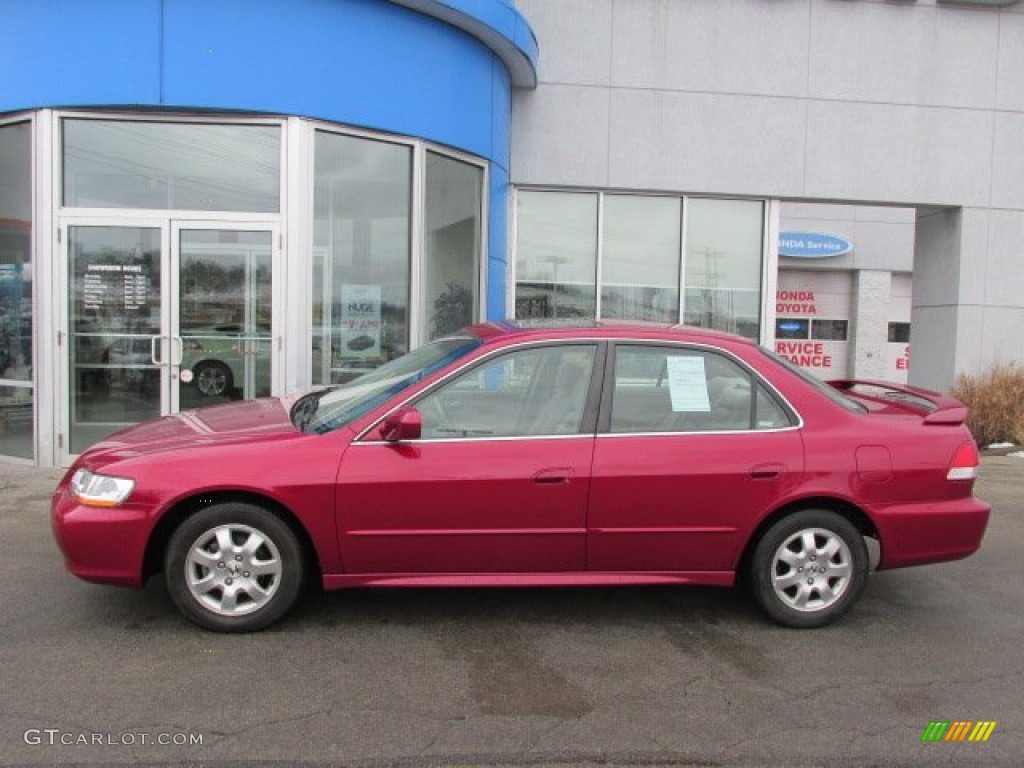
415;344;597;439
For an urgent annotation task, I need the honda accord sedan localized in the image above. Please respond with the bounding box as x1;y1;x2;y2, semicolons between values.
52;322;990;632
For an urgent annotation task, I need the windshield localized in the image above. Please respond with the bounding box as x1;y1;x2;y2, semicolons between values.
293;334;482;434
760;347;868;415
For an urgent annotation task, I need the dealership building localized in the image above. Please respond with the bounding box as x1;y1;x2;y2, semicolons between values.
1;0;1022;466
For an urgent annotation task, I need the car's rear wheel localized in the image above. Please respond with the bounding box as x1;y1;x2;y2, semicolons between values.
750;509;868;628
165;503;304;632
193;360;233;397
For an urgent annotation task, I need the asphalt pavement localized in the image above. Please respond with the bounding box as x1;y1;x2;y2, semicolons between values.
1;457;1022;768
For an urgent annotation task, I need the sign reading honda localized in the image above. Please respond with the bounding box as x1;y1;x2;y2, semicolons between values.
778;232;853;259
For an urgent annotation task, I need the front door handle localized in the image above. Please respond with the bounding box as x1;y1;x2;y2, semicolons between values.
533;468;573;485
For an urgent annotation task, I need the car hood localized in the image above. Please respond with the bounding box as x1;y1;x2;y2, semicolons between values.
79;397;303;464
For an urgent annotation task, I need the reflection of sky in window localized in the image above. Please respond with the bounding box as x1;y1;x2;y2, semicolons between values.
313;130;412;304
516;191;597;284
686;287;761;316
63;120;280;212
604;195;680;288
686;198;764;290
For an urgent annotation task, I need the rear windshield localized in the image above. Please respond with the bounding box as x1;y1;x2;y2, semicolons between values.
760;348;868;415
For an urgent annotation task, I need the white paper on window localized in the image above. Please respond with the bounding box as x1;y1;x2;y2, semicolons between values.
666;356;711;412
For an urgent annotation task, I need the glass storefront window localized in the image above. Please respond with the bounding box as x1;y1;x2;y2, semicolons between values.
424;152;482;340
514;191;766;339
601;195;680;322
313;131;412;384
63;120;280;212
684;198;764;339
0;121;33;460
515;191;598;320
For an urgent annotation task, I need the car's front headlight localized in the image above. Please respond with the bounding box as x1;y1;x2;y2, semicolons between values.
70;468;135;508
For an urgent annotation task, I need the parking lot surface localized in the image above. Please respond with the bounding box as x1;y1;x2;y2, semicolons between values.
1;457;1021;767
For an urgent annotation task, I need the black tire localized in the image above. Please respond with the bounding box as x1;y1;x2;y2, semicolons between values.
749;509;868;628
165;503;304;632
193;360;233;397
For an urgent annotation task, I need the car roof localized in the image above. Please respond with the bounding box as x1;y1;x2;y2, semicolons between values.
465;320;758;348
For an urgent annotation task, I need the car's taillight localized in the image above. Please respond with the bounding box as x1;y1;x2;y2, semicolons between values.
947;441;980;481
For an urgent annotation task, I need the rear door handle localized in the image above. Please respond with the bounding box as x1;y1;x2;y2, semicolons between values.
533;468;573;485
750;463;783;480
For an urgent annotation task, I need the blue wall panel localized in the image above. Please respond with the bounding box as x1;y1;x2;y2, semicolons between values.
0;0;522;165
161;0;503;163
0;0;163;110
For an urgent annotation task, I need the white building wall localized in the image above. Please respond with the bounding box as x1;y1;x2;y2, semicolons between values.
513;0;1024;391
852;270;893;382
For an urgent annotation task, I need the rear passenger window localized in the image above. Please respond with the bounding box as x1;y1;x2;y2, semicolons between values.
610;345;792;433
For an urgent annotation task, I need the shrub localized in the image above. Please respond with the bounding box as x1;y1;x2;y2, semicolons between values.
950;362;1024;448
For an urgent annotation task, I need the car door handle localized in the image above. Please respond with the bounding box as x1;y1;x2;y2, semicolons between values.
533;468;573;485
750;463;783;480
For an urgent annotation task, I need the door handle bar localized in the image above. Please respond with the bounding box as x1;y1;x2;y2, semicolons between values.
170;336;183;366
150;335;164;365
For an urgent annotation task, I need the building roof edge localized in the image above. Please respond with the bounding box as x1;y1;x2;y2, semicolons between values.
388;0;538;88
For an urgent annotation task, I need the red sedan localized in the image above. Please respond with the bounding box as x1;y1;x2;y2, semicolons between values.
52;322;990;632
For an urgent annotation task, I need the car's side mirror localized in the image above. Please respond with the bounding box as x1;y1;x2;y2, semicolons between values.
381;406;422;443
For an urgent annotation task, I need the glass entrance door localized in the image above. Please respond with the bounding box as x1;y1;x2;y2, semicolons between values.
63;221;278;459
67;225;164;454
175;226;274;410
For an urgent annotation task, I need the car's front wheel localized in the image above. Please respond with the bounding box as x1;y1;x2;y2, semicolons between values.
165;503;304;632
749;509;868;628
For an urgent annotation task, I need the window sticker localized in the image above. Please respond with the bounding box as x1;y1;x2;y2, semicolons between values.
666;356;711;412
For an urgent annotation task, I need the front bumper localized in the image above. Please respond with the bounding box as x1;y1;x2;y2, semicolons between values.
51;482;151;587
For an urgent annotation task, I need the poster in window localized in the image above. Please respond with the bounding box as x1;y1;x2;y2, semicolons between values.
339;284;382;360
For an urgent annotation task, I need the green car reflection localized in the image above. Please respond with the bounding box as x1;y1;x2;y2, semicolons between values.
181;324;271;401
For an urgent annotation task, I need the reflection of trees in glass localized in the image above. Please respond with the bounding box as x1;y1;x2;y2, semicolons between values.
0;232;30;376
432;282;473;338
182;259;272;331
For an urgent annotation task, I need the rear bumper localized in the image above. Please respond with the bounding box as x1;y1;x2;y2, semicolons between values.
51;484;149;587
874;496;991;570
